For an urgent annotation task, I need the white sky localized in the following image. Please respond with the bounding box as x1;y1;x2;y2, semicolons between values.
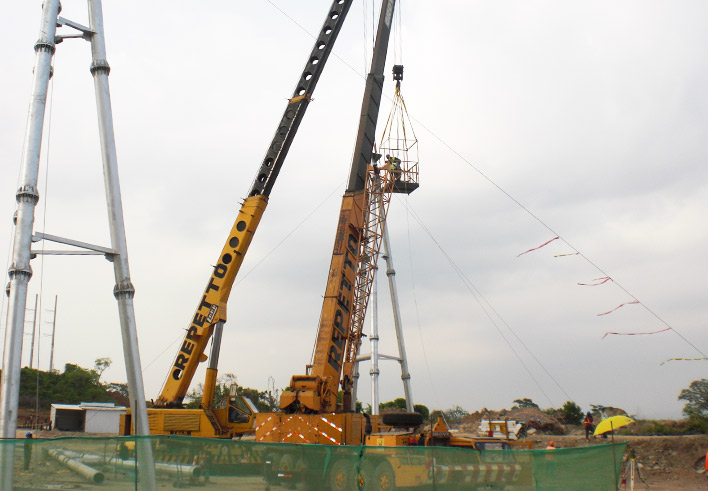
1;1;707;420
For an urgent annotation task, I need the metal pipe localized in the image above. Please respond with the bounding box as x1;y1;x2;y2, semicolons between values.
108;456;204;479
86;1;155;489
47;449;106;484
61;449;204;479
0;2;60;489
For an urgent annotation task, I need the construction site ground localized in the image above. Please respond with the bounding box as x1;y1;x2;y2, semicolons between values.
529;433;708;490
14;428;708;490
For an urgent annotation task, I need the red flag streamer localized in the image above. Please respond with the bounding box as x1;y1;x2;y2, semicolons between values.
578;276;611;286
597;300;639;316
660;356;708;366
517;237;559;257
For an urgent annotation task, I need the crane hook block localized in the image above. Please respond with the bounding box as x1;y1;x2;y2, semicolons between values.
393;65;403;82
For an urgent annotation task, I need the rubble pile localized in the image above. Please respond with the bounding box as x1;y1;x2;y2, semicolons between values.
460;407;565;435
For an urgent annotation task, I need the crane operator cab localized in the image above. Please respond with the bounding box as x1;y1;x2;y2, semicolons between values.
227;384;259;425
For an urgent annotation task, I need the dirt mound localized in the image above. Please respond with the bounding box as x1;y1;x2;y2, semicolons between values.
460;407;565;435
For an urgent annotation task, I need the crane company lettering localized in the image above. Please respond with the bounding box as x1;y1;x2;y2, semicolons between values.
327;231;359;372
171;256;230;381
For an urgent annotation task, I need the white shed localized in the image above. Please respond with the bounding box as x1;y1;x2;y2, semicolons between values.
50;402;126;434
82;403;126;434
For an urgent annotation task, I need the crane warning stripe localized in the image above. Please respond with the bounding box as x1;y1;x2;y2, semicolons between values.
432;464;520;483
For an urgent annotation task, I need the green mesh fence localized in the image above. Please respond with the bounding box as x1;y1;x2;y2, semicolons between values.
2;436;626;490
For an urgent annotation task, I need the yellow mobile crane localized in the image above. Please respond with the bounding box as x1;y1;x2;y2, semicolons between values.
120;0;356;438
253;2;532;488
254;0;409;444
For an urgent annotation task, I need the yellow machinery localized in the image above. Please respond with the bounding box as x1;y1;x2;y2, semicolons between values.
256;0;408;447
119;0;356;438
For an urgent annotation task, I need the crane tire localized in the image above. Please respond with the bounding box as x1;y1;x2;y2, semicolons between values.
381;412;424;427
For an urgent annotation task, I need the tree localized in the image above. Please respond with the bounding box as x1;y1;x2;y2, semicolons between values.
106;382;129;398
94;357;112;383
559;401;583;425
379;398;407;411
512;398;539;410
414;404;430;420
679;379;708;419
185;374;273;412
444;405;469;424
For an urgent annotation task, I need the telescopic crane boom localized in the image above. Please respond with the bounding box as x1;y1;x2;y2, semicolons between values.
279;0;399;417
120;0;356;439
156;0;354;410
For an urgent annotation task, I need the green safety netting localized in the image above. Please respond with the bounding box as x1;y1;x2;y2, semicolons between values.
1;436;626;490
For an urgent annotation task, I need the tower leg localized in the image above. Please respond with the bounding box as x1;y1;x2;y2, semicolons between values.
381;225;414;412
0;1;60;488
87;0;155;488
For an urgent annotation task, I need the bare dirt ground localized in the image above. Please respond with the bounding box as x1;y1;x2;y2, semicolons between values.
531;433;708;490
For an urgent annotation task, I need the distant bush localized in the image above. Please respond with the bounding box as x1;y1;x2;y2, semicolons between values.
18;364;113;409
624;418;708;436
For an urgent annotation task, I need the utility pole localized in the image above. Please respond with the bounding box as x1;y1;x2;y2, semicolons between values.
28;294;38;368
49;296;57;372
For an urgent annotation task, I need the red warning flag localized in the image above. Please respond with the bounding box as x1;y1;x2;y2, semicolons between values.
578;277;611;286
597;300;639;316
602;327;670;339
517;237;559;257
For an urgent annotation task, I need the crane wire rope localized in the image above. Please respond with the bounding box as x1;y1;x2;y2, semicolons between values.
404;116;707;360
400;198;570;407
403;198;440;407
264;0;705;362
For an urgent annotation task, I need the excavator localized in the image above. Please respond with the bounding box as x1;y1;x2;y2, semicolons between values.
119;0;356;439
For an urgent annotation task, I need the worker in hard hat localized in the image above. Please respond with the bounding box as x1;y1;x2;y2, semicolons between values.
546;441;556;450
23;431;33;470
386;154;402;177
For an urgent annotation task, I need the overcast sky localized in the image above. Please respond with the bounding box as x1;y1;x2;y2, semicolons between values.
1;1;707;420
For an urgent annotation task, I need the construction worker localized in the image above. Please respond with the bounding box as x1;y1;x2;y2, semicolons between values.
546;441;556;450
23;432;33;470
386;154;401;175
583;411;594;440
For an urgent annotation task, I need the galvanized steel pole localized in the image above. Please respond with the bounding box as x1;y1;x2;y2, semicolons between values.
0;2;60;489
370;268;380;415
0;0;59;439
86;1;155;488
381;225;414;412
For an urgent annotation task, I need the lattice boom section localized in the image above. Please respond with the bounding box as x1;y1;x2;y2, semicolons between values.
346;172;395;367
